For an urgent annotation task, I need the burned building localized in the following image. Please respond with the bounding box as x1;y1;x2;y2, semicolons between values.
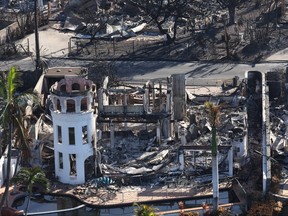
90;74;250;188
31;66;288;204
96;76;178;179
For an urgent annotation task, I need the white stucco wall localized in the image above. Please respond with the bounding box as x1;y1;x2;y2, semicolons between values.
49;76;97;185
51;108;96;184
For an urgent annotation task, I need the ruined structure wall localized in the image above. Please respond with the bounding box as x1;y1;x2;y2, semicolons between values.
231;136;248;164
172;74;186;121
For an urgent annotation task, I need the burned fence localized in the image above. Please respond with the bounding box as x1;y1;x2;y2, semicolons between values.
68;37;177;60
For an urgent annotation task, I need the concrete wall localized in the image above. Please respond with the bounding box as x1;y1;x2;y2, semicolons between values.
172;74;186;121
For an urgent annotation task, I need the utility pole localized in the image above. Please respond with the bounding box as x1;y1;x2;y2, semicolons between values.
34;0;41;72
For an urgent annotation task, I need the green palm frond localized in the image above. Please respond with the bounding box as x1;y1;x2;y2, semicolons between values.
12;167;50;194
0;103;10;126
204;101;220;127
6;66;21;102
15;91;40;108
0;67;40;160
134;203;158;216
204;101;221;155
14;116;32;159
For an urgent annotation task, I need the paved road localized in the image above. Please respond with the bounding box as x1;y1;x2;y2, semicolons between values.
114;61;288;80
1;27;288;81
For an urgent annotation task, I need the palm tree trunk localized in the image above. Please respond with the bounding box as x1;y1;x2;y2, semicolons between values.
0;123;13;215
212;154;219;210
211;127;219;212
25;194;31;216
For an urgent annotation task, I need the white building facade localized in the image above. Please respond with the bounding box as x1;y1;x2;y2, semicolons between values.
50;77;97;184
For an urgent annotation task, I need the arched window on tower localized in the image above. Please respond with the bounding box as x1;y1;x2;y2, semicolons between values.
56;99;61;112
72;83;80;91
60;84;66;92
66;99;75;112
81;97;88;111
92;84;96;92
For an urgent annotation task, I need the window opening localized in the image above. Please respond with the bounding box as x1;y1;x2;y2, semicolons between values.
56;99;61;111
66;99;75;112
81;97;88;111
72;83;80;91
58;126;62;143
60;84;66;92
70;154;77;176
82;125;88;144
69;127;75;145
59;152;63;169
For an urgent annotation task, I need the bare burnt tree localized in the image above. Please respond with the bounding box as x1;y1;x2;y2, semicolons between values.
0;6;31;56
77;4;109;41
8;0;36;36
216;0;247;25
126;0;205;44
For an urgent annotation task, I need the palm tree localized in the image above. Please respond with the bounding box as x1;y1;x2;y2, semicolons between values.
134;203;158;216
11;167;49;216
0;66;39;214
204;101;221;212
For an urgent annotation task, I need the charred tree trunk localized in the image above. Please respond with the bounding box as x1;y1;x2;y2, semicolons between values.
228;6;236;25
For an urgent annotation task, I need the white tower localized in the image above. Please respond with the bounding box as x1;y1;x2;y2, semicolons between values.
50;77;97;184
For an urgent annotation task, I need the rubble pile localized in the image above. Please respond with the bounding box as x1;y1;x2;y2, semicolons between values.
96;93;248;188
269;105;288;156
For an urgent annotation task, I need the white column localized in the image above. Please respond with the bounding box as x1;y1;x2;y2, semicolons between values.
180;127;186;145
88;94;92;110
174;121;179;140
170;121;174;140
152;81;155;111
110;122;115;148
228;148;233;177
124;93;128;106
55;150;59;175
156;121;161;144
262;74;271;194
63;153;70;182
144;88;149;113
61;98;67;113
179;151;184;171
75;98;81;113
97;129;102;141
98;89;103;112
212;154;219;210
76;157;85;183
